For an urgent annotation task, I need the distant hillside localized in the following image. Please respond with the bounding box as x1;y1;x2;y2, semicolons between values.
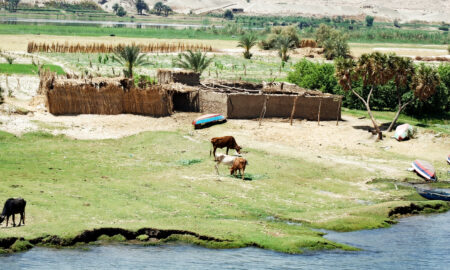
22;0;450;23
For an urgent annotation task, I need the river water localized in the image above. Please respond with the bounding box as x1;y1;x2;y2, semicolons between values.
1;211;449;269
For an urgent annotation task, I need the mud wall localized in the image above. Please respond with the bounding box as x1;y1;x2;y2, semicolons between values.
227;94;341;120
199;91;228;116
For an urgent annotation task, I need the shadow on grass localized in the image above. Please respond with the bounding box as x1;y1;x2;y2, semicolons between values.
228;173;268;181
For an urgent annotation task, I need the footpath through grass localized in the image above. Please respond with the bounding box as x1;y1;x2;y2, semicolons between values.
0;63;65;75
0;130;446;253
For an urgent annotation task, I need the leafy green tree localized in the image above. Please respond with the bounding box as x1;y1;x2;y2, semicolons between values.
112;3;119;12
224;10;234;20
287;59;337;93
116;6;126;17
112;45;151;78
172;50;213;74
365;16;374;27
315;24;349;60
153;1;164;15
238;34;258;59
6;0;20;12
276;35;294;62
135;0;149;15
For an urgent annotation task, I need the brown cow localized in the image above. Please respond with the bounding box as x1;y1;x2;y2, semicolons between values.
210;136;241;158
230;157;248;180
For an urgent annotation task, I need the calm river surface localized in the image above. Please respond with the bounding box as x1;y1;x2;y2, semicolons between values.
1;211;449;269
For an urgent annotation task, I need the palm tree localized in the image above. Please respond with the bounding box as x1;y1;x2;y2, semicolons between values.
277;35;294;62
386;55;415;132
173;50;213;74
238;34;258;59
112;45;151;78
412;64;440;102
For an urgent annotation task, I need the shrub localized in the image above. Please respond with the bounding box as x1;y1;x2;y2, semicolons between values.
365;16;374;27
224;10;234;20
287;59;338;93
438;26;449;31
315;24;350;59
116;6;126;17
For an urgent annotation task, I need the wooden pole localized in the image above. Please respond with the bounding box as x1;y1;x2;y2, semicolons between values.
317;99;322;126
336;98;341;126
259;96;269;127
290;95;299;126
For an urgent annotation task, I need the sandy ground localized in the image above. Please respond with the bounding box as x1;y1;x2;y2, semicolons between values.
21;0;450;23
1;74;448;180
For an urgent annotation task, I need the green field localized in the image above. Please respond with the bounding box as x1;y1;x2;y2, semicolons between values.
0;129;447;253
0;63;65;75
0;24;235;40
45;53;291;83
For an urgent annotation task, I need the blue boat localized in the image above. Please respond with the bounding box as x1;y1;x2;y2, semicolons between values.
417;188;450;201
192;114;226;129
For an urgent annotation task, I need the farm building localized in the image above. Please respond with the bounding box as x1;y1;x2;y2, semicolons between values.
39;69;342;120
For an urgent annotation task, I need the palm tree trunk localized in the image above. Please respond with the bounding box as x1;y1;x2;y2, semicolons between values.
387;99;414;132
351;87;382;140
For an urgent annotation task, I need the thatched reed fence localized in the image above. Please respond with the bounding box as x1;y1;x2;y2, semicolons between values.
46;78;172;116
27;42;214;54
300;39;317;48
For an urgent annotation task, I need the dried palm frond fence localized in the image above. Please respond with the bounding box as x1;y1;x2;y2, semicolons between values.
44;77;173;116
300;39;317;48
27;42;214;54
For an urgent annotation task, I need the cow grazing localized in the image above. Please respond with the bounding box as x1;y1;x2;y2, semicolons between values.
0;198;26;227
210;136;241;158
214;153;241;175
230;157;248;180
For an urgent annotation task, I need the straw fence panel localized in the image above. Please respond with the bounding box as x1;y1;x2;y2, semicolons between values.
47;84;171;116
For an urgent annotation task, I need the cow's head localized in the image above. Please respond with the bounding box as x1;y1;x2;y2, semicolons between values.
0;215;4;225
235;145;242;154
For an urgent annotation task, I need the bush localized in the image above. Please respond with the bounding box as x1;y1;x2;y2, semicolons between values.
287;59;337;93
404;64;450;117
116;6;126;17
365;16;374;27
315;24;349;59
224;10;234;20
438;26;449;31
259;26;300;50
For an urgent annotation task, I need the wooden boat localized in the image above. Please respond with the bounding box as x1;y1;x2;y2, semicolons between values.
192;114;226;129
412;160;437;181
417;188;450;201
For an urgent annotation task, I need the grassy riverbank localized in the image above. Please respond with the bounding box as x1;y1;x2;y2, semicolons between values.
0;129;448;253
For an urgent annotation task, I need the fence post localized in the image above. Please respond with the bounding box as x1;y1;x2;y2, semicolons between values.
317;99;322;126
290;95;299;126
336;98;341;126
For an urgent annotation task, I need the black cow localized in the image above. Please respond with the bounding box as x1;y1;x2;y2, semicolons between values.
0;198;26;227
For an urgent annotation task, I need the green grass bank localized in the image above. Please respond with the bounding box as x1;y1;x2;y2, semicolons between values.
0;63;65;75
0;130;447;253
